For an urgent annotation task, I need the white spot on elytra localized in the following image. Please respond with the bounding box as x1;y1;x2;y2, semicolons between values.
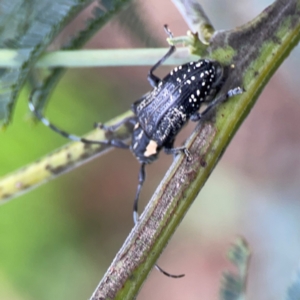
191;76;195;80
196;90;200;96
200;73;204;78
202;82;205;86
187;80;191;84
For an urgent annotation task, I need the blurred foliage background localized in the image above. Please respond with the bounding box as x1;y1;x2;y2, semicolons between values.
1;0;300;299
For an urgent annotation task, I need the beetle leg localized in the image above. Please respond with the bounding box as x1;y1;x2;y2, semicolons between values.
190;86;244;122
164;146;191;160
95;116;136;132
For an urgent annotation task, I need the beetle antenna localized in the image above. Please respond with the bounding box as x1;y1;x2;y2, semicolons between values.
28;89;130;149
133;164;185;279
155;265;184;279
133;163;146;224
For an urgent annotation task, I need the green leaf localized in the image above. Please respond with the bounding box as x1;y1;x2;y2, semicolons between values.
33;0;133;114
0;0;93;127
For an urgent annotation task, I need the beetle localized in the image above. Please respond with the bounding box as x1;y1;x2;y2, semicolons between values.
29;25;242;278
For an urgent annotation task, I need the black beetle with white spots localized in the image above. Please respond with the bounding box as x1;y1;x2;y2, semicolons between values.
29;25;243;279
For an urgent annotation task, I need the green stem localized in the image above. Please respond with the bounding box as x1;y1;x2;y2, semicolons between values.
0;48;197;68
0;112;133;203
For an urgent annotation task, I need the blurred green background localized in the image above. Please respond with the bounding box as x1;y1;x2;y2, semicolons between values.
2;1;300;299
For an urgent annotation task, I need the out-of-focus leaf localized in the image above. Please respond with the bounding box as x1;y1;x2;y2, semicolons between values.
33;0;133;113
286;264;300;300
0;0;93;127
219;237;251;300
117;2;161;48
